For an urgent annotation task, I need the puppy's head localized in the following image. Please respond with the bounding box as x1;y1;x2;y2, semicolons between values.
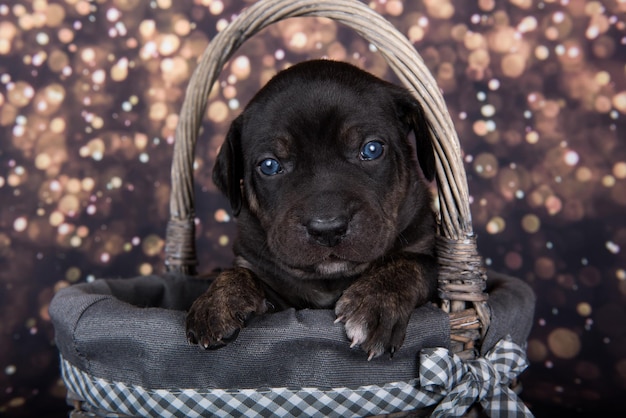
214;60;435;278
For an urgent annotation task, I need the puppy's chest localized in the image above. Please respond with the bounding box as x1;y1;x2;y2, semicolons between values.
261;276;354;310
306;287;344;309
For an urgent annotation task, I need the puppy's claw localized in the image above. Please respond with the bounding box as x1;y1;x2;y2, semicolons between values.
367;351;376;362
350;340;359;349
235;312;247;325
334;316;344;324
200;337;211;349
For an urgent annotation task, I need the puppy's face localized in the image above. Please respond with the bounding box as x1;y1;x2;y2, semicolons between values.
214;60;435;280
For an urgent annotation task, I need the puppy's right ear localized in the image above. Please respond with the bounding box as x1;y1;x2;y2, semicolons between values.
213;115;244;216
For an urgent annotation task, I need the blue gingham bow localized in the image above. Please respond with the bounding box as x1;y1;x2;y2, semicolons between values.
419;336;534;418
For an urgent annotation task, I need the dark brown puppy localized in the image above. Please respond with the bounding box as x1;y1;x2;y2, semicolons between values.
186;60;438;359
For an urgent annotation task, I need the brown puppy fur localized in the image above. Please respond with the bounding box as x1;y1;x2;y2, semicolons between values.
186;60;438;359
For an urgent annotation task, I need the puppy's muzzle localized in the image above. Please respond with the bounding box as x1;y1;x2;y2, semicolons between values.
306;216;349;247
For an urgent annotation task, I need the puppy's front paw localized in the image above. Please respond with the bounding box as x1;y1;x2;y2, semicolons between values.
186;268;267;349
335;280;415;360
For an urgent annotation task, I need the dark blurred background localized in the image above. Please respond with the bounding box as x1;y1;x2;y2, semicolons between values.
1;0;625;416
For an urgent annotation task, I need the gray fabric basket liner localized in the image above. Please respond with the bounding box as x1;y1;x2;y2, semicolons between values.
50;271;534;391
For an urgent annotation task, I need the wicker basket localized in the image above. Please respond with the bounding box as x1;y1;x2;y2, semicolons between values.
51;0;535;416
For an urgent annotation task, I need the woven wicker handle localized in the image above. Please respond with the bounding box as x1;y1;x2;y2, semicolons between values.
165;0;488;330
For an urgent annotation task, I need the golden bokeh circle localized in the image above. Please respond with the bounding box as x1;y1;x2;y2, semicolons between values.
548;328;581;359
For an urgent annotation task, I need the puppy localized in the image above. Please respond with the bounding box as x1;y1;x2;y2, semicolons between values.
186;60;438;359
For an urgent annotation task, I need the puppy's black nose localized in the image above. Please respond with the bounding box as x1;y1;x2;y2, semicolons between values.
306;216;348;247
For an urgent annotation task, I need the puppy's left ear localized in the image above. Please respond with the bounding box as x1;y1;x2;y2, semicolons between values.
394;91;437;182
213;115;244;216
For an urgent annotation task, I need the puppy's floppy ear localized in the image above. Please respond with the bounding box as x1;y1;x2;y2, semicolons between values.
213;115;244;216
394;91;437;182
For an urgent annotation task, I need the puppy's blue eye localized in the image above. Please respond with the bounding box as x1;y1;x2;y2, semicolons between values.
360;140;384;161
259;158;283;176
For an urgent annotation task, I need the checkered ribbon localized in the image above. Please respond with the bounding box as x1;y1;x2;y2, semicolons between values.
419;336;533;418
59;337;532;417
60;357;440;417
